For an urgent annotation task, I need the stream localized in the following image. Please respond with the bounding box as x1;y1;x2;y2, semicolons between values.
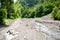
35;22;60;39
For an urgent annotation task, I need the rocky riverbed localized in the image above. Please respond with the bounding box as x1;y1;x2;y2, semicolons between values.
0;18;60;40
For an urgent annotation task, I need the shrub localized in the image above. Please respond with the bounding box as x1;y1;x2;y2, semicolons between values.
0;8;7;24
52;7;60;20
43;3;54;15
0;0;22;25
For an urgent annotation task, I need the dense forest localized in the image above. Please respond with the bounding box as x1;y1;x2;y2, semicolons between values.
0;0;60;25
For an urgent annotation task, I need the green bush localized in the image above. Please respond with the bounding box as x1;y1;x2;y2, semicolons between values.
0;0;22;25
0;8;7;24
43;3;54;15
21;3;54;18
0;0;60;25
52;7;60;20
7;3;22;19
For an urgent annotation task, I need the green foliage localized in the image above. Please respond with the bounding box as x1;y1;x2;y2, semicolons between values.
19;0;38;7
21;1;54;18
0;0;22;25
0;0;60;25
21;8;29;18
52;7;60;20
7;3;22;19
0;8;7;24
43;3;54;15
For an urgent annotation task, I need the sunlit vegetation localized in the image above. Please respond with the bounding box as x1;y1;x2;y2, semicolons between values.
0;0;21;24
52;6;60;20
0;0;60;25
51;0;60;20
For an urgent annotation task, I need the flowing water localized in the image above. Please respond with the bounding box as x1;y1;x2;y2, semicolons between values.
35;22;60;40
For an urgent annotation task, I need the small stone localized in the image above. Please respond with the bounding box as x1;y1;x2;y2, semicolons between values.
24;36;27;40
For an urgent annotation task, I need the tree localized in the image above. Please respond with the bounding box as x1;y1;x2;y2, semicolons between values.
0;0;22;24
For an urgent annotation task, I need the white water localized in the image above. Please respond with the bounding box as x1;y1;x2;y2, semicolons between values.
35;22;60;39
5;19;19;40
5;33;14;40
5;30;18;40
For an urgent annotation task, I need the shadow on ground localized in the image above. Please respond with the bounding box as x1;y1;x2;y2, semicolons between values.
0;25;9;31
